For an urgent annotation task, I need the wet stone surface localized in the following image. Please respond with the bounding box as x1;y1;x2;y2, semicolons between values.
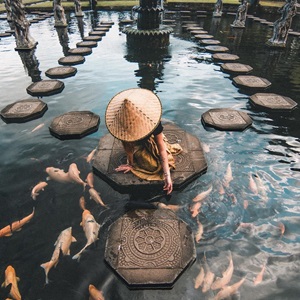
249;93;297;111
49;111;100;140
76;41;97;48
233;75;271;90
202;108;252;131
92;123;207;193
194;34;213;39
26;80;65;97
105;208;196;288
212;53;240;61
45;66;77;79
221;63;253;74
58;55;85;65
0;32;12;37
89;31;106;36
205;45;229;52
83;35;102;42
68;47;92;56
0;98;47;123
200;39;221;45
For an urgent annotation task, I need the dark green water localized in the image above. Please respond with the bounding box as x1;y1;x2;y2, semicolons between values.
0;9;300;300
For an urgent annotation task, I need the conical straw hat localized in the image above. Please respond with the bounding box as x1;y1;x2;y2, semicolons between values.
105;88;162;142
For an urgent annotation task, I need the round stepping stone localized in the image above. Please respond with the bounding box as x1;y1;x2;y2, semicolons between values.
58;55;85;66
5;29;14;34
104;208;196;288
27;80;64;97
249;93;297;111
83;35;102;42
233;75;271;90
76;41;97;48
200;39;221;45
194;34;213;39
45;66;77;79
1;98;47;123
95;25;110;31
205;46;229;52
213;53;240;61
190;30;206;35
49;111;100;140
89;31;106;36
202;108;252;131
186;26;203;31
0;32;12;38
100;21;114;25
289;31;300;36
119;19;134;24
221;63;253;74
68;47;92;56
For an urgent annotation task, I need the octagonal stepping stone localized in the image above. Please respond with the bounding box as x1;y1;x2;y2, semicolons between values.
68;47;92;56
221;63;253;74
105;208;196;288
0;32;12;38
49;111;100;140
58;55;85;66
205;46;229;52
27;80;64;97
233;75;271;90
76;41;97;48
95;25;110;31
1;98;47;123
45;66;77;79
100;21;114;25
190;30;206;35
202;108;252;131
213;53;240;61
200;39;221;45
5;29;15;34
92;122;207;193
187;26;203;31
194;34;213;39
289;31;300;36
83;35;102;42
249;93;297;111
89;31;106;36
119;19;134;24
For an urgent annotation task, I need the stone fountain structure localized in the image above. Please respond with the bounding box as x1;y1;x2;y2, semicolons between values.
123;0;173;48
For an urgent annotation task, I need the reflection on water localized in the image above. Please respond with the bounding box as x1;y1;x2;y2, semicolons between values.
0;10;300;300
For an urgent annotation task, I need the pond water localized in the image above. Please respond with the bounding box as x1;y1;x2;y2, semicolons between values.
0;9;300;300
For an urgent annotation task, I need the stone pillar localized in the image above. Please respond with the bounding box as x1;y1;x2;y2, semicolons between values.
11;0;37;50
4;0;12;22
213;0;223;17
231;0;249;28
74;0;83;17
266;0;297;48
54;0;67;27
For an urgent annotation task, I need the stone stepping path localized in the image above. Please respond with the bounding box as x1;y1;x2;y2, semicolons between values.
49;111;100;140
89;31;106;36
202;108;252;131
220;63;253;74
194;34;213;39
83;35;102;42
58;55;85;66
0;98;47;123
76;41;97;48
233;75;271;90
205;45;229;53
212;53;240;61
68;47;92;56
45;66;77;79
200;39;221;45
26;80;65;97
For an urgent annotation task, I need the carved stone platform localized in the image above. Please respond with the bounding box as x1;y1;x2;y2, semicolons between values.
45;66;77;79
233;75;271;90
190;30;206;35
221;63;253;74
95;25;111;31
76;41;97;48
99;21;114;25
0;32;12;38
200;39;221;45
119;19;135;25
83;35;102;42
0;98;47;123
194;34;213;39
92;122;207;193
49;111;100;140
205;46;229;52
249;93;297;111
89;31;106;36
202;108;252;131
213;53;240;61
104;208;196;288
187;26;203;31
26;80;64;97
68;47;92;56
58;55;85;66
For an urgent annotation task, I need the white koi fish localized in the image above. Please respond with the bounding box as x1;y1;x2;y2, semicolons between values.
195;218;204;243
72;198;101;260
86;148;97;163
194;266;205;289
1;266;21;300
86;172;94;188
253;263;266;286
89;188;107;207
40;227;76;284
190;201;202;218
223;162;233;187
202;258;215;293
192;185;213;202
254;173;268;202
31;181;48;200
31;123;45;133
213;277;246;300
211;251;234;290
68;163;87;191
46;167;73;184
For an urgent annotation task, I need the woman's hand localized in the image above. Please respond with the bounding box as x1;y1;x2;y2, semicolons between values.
115;164;132;173
163;174;173;195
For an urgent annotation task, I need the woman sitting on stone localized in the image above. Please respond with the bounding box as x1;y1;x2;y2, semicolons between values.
105;88;182;195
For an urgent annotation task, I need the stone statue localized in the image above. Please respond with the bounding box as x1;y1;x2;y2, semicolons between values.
267;0;297;47
53;0;67;27
74;0;83;17
213;0;223;17
4;0;12;22
11;0;37;50
231;0;249;28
